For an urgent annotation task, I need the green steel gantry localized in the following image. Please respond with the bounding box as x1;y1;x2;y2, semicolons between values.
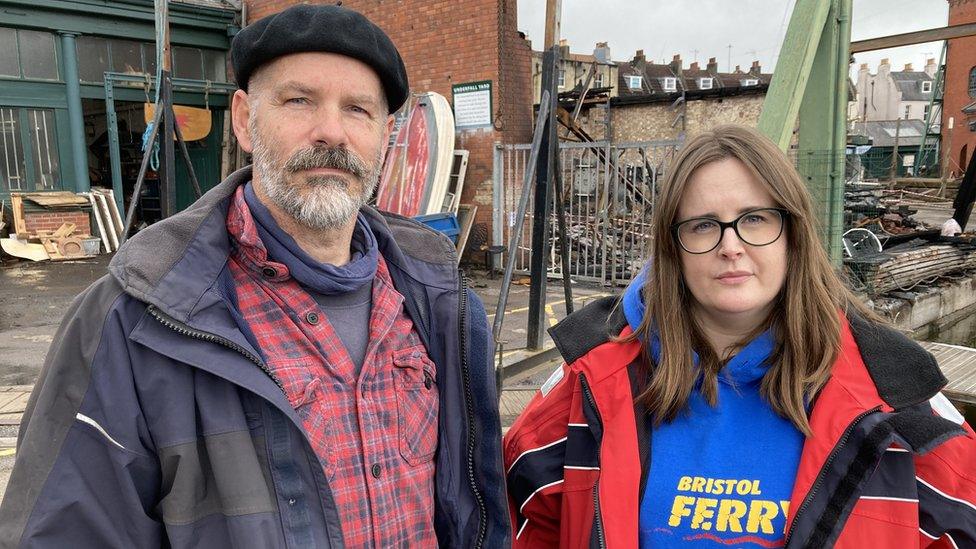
758;0;852;264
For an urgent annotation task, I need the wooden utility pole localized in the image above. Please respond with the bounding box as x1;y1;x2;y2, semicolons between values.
157;0;176;219
527;0;562;349
891;117;901;182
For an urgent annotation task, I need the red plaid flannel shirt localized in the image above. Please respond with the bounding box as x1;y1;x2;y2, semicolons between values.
225;186;438;547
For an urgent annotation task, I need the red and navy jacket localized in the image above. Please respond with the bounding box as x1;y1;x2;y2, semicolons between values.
504;297;976;548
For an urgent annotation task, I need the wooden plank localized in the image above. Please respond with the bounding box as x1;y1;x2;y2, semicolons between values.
93;192;119;251
10;194;27;237
0;392;20;411
51;222;76;239
851;22;976;53
85;193;112;252
0;391;29;414
94;188;124;241
455;204;478;261
22;191;89;208
921;341;976;405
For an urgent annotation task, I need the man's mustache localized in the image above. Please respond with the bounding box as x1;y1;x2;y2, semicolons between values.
284;146;371;179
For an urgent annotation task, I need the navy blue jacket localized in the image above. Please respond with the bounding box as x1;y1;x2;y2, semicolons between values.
0;168;511;548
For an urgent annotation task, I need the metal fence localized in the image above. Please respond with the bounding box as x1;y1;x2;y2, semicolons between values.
492;139;682;286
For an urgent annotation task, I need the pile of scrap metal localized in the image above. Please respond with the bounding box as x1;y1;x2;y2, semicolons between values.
845;182;927;236
844;155;976;297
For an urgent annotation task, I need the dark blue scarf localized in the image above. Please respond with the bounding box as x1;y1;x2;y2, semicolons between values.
243;182;378;295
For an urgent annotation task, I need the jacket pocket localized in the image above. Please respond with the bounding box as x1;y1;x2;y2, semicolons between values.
392;345;439;466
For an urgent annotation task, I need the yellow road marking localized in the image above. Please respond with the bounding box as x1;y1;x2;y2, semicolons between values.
487;293;612;319
0;448;15;457
545;305;558;327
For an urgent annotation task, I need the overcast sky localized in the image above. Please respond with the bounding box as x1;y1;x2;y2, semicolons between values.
516;0;949;79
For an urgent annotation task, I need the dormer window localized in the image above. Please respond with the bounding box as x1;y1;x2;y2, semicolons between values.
699;77;714;90
742;79;759;87
662;77;677;92
626;75;643;90
921;80;932;93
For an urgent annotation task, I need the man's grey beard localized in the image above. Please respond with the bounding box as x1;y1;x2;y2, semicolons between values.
249;117;383;231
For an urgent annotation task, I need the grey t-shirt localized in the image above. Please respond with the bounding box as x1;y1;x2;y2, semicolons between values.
307;281;373;375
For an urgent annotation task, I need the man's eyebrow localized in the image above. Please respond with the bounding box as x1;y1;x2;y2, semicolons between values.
346;94;384;107
271;81;318;97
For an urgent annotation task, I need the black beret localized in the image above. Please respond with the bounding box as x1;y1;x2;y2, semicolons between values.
231;5;408;113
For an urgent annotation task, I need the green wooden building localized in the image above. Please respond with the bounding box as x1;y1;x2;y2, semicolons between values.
0;0;238;220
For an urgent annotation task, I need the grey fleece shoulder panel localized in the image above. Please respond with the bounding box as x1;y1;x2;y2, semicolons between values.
848;314;948;410
548;296;628;365
366;207;457;266
110;167;250;302
0;274;125;548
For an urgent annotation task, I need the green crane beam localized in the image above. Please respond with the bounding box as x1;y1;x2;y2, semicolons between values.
759;0;852;264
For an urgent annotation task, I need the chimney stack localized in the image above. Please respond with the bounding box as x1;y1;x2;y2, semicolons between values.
924;57;938;78
707;57;719;73
670;53;683;73
904;63;913;72
690;61;700;71
633;49;647;71
750;60;761;75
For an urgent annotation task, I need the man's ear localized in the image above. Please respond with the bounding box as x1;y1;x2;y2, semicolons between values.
231;89;254;153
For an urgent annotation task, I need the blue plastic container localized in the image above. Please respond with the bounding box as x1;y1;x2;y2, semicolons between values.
414;213;460;244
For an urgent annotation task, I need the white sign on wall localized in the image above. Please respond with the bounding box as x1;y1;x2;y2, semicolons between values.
452;80;493;129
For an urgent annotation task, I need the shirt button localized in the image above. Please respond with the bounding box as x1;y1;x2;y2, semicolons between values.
305;312;320;325
371;463;381;478
261;267;277;278
288;498;296;506
424;374;433;390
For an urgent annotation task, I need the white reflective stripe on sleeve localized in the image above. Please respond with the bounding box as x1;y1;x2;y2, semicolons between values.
540;364;565;397
76;412;126;450
929;393;965;426
507;436;567;474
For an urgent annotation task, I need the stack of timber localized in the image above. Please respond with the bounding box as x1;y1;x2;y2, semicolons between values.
846;239;976;296
83;188;124;252
0;191;110;261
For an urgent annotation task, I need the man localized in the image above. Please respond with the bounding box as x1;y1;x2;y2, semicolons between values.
0;5;509;548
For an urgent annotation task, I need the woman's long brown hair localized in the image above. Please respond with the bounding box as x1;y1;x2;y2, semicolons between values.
626;125;875;435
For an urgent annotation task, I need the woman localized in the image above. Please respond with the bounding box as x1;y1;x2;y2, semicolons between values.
504;125;976;548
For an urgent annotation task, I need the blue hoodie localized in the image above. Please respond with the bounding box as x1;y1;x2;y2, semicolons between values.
622;271;804;548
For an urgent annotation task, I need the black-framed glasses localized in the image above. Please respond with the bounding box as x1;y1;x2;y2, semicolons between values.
671;207;790;254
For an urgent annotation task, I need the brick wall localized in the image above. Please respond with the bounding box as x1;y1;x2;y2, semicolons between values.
244;0;534;253
582;93;765;143
24;210;92;236
944;0;976;176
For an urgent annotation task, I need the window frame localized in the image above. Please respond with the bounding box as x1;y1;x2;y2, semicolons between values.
662;76;676;92
0;105;61;193
921;80;932;93
626;74;643;90
0;27;60;82
699;77;714;90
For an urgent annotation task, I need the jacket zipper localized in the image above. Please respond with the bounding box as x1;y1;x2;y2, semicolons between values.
782;405;882;547
579;374;607;549
147;305;285;392
458;273;487;548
